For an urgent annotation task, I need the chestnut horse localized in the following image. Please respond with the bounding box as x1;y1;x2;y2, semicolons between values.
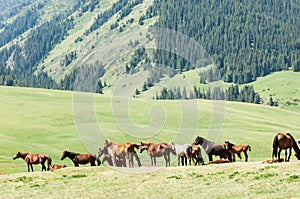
139;142;174;167
61;151;100;167
272;133;300;162
103;140;141;167
190;144;204;165
13;152;52;172
193;136;232;162
97;147;125;167
49;164;67;170
225;141;251;162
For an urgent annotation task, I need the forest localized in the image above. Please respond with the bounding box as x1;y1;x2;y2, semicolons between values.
0;0;298;105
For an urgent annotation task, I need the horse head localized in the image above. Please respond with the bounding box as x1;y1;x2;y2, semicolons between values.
193;136;204;145
139;142;149;153
13;152;22;160
13;152;27;160
61;150;69;160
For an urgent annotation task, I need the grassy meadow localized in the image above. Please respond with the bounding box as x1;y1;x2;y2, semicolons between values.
1;85;300;198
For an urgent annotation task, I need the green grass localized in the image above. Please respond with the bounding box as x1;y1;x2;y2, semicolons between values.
1;86;300;174
1;162;300;198
1;85;300;198
251;71;300;112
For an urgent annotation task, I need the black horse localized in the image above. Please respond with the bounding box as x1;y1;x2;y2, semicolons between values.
193;136;232;162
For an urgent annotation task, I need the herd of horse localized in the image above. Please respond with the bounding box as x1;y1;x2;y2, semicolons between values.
12;133;300;172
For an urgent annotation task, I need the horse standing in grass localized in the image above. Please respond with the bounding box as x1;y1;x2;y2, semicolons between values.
61;151;100;167
225;141;251;162
190;144;204;165
13;152;52;172
140;142;174;167
102;140;141;167
97;147;125;167
272;133;300;162
193;136;232;162
171;143;192;166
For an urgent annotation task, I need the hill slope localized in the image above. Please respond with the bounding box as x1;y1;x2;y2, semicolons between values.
1;86;300;174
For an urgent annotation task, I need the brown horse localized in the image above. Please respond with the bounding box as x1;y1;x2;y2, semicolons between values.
13;152;52;172
272;133;300;162
61;151;100;167
139;142;174;167
103;140;141;167
225;141;251;162
190;144;204;165
49;164;67;170
97;147;125;167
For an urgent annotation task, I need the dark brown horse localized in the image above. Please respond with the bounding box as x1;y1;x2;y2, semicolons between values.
225;141;251;162
272;133;300;162
103;140;141;167
13;152;52;172
61;151;100;167
193;136;232;162
139;142;174;167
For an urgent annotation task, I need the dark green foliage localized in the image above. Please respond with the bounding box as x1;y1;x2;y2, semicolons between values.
146;0;300;83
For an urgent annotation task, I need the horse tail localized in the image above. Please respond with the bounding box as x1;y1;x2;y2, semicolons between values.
46;156;52;171
272;134;279;159
96;154;101;166
248;145;251;152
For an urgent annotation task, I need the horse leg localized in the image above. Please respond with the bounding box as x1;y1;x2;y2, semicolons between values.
30;163;34;172
237;153;242;160
132;152;142;167
178;156;180;166
278;149;282;161
287;148;292;162
184;156;187;166
41;163;46;171
208;154;213;161
27;162;30;172
244;151;248;162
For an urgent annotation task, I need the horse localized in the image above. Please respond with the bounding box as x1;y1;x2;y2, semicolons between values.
193;136;232;162
139;142;174;167
13;152;52;172
49;164;67;170
207;159;230;164
190;144;204;165
102;140;141;167
272;133;300;162
61;151;100;167
97;147;125;167
171;143;192;166
225;141;251;162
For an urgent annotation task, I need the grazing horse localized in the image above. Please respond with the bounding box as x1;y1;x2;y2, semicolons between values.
272;133;300;162
49;164;67;170
140;142;173;167
171;143;192;166
13;152;52;172
61;151;100;167
103;140;141;167
225;141;251;162
193;136;232;162
190;144;204;165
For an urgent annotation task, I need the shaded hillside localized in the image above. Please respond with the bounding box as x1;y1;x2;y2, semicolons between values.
144;0;300;83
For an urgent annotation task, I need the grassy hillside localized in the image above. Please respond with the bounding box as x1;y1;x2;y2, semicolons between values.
1;162;300;198
1;86;300;174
